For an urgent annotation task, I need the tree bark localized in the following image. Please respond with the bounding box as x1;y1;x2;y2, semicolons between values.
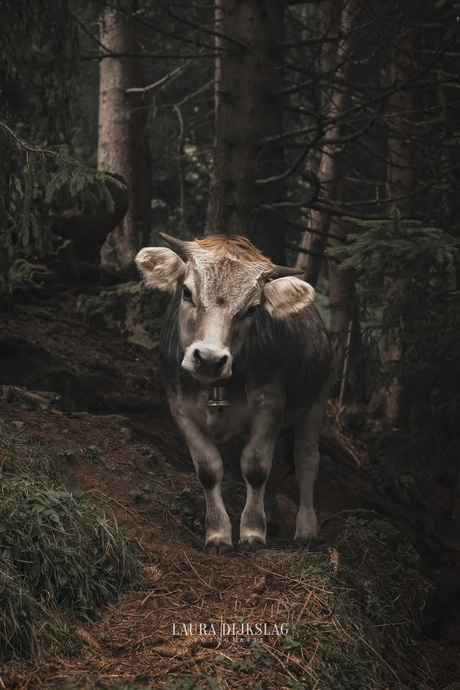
385;28;421;217
206;0;286;264
295;0;357;286
327;187;363;398
382;27;421;425
295;0;363;395
98;9;151;266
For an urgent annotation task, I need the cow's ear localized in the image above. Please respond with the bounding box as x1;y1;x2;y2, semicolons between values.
135;247;185;293
263;276;315;318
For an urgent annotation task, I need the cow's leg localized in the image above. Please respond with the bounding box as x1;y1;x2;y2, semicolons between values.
293;386;328;545
172;412;233;554
239;394;284;552
264;437;288;536
195;447;233;555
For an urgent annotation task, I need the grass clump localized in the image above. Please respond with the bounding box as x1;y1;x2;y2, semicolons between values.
0;470;141;661
0;553;76;660
288;515;436;689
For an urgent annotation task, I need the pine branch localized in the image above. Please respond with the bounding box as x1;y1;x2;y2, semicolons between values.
0;121;80;167
0;122;125;265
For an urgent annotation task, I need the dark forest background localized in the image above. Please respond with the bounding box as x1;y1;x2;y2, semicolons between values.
1;0;459;485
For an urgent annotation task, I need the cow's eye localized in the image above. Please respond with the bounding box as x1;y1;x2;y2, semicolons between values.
182;286;193;302
244;304;259;318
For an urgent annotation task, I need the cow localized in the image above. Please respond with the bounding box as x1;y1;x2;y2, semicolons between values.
136;233;330;554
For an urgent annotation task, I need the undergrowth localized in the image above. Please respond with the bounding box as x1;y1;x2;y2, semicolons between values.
182;516;436;690
156;516;438;690
286;516;436;689
0;553;75;661
329;210;460;481
0;420;141;662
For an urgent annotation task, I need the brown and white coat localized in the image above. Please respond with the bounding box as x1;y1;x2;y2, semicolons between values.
136;234;330;554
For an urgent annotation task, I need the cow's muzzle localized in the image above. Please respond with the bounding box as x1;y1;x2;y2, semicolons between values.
182;342;232;383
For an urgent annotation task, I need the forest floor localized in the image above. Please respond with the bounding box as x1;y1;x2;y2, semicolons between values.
0;285;459;689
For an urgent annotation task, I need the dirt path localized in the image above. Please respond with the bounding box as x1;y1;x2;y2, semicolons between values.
1;293;459;689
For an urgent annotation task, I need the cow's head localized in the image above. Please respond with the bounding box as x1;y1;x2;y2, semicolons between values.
136;234;315;384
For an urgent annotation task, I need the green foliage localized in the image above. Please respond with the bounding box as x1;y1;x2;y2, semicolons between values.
0;431;141;662
0;2;77;136
0;473;140;620
329;209;460;478
0;554;77;660
289;516;436;689
0;0;125;269
0;122;124;266
330;209;458;280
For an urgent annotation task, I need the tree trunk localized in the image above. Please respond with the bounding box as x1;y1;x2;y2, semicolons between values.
295;0;357;286
98;9;151;266
327;188;363;398
382;27;421;425
295;0;363;396
385;28;421;216
206;0;286;264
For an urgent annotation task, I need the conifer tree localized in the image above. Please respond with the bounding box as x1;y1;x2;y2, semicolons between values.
329;209;460;476
0;0;123;272
98;7;152;266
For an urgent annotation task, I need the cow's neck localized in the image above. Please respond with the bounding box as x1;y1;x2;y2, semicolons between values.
206;385;230;408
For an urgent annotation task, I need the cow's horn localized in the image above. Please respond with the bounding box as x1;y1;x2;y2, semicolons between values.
159;232;189;256
274;265;305;278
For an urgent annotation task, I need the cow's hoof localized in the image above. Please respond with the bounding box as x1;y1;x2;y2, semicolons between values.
267;521;280;537
205;539;233;555
293;536;318;551
239;537;266;553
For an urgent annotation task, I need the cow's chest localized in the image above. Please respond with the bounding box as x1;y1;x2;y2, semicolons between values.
181;386;253;444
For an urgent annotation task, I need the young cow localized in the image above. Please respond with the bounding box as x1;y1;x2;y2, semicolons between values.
136;234;330;554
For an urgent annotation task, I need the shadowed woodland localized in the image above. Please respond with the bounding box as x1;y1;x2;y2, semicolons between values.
1;1;460;688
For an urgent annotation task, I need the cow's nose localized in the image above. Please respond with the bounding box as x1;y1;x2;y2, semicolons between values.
193;348;228;373
182;342;232;382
